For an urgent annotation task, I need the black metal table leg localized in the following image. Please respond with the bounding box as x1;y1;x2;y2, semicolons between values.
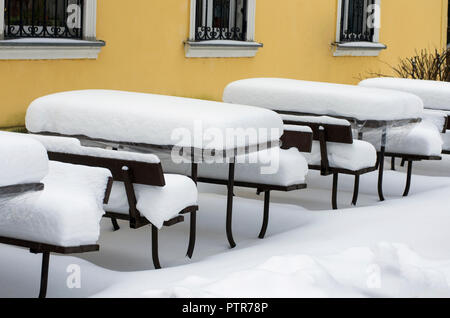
332;173;339;210
187;162;198;258
351;174;360;206
226;162;237;248
378;146;386;202
258;191;271;239
38;252;50;299
111;218;120;231
403;160;413;197
151;225;162;269
391;157;396;171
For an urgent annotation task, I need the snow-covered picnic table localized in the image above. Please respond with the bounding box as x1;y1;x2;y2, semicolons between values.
0;132;48;197
359;77;450;112
360;77;450;153
223;78;425;201
25;89;285;249
26;90;283;159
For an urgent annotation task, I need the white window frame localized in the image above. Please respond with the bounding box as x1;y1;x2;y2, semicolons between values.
333;0;386;57
185;0;262;58
0;0;103;60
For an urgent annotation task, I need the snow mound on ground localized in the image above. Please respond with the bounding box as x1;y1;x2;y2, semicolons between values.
142;243;450;298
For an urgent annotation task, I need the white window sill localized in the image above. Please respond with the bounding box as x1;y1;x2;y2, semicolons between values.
332;42;387;57
185;40;263;58
0;38;105;60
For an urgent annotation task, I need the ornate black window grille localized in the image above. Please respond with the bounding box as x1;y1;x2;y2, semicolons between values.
340;0;375;42
4;0;84;39
195;0;248;41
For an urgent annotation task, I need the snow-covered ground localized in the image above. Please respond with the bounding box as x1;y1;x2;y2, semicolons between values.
2;158;450;298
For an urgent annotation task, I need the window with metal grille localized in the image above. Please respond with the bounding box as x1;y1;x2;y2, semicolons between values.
339;0;375;42
4;0;83;39
195;0;247;41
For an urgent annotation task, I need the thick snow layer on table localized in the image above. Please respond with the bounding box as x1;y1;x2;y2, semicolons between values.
303;140;377;171
159;148;309;186
26;90;284;151
0;132;48;187
384;121;443;156
223;78;424;121
29;134;160;164
0;161;111;247
282;114;351;126
359;78;450;111
105;174;198;229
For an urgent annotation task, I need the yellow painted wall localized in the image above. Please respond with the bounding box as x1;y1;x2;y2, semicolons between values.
0;0;447;128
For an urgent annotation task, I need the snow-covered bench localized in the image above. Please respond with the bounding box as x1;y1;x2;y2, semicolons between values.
0;133;112;298
223;78;416;203
281;116;377;209
25;89;283;249
30;134;199;269
0;132;48;196
359;78;448;195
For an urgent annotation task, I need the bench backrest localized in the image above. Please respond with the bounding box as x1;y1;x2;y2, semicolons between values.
48;152;166;187
280;130;313;153
283;119;353;144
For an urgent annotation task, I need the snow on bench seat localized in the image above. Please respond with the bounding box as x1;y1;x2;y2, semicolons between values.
223;78;424;121
25;90;284;151
0;132;48;187
383;122;443;157
422;109;448;132
359;78;450;111
159;148;309;187
27;134;197;229
105;175;198;229
442;132;450;152
0;161;111;247
303;140;377;171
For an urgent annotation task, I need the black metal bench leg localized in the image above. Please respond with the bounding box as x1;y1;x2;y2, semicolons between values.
403;160;413;197
332;173;339;210
401;158;406;167
377;146;386;202
38;252;50;299
351;174;360;206
111;218;120;231
186;162;198;259
226;162;237;249
258;191;271;239
391;157;396;171
151;225;162;270
186;211;196;258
